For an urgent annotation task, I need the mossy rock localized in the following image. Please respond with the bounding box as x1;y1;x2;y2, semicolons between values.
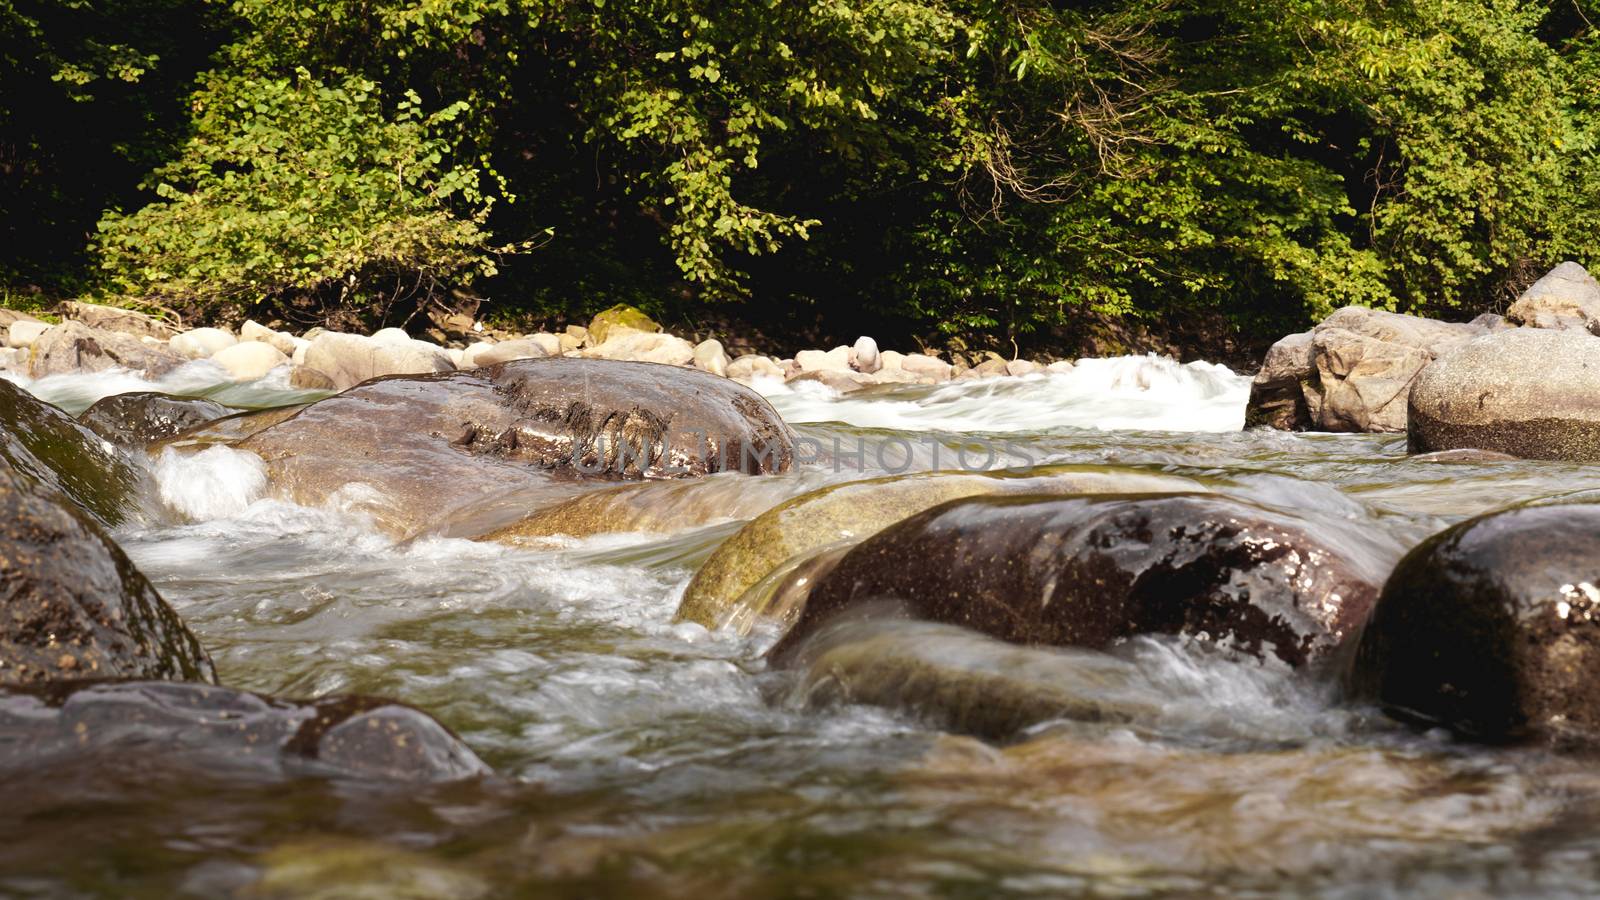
586;304;660;346
675;466;1200;629
0;377;139;526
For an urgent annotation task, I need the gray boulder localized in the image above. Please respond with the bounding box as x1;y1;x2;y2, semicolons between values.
28;321;186;379
1246;307;1486;432
1408;328;1600;461
1505;261;1600;331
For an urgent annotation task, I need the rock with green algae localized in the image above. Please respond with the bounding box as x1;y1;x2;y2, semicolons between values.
245;838;490;900
674;466;1202;630
0;377;140;526
585;303;660;346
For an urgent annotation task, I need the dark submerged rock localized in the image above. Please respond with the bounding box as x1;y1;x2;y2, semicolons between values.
79;392;232;449
0;681;488;781
0;376;138;526
230;358;795;538
768;493;1380;670
1351;501;1600;744
0;454;214;685
1407;328;1600;462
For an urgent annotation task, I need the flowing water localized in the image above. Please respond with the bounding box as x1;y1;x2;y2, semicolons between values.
6;358;1600;898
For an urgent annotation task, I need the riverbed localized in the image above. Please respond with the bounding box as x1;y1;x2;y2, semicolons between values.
6;356;1600;898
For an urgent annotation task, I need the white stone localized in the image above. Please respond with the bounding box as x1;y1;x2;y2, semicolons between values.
1047;360;1075;373
727;355;784;383
878;350;906;372
241;319;300;356
303;331;455;391
371;327;413;347
473;338;549;366
1006;359;1040;377
7;320;48;349
461;341;497;368
850;336;881;373
795;346;852;372
584;331;695;366
899;353;952;382
693;339;729;377
526;333;563;357
291;339;310;366
448;348;465;366
211;340;288;380
169;327;237;359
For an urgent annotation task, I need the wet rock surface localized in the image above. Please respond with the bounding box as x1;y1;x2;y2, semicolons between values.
0;377;139;525
678;467;1200;630
0;453;214;685
232;358;795;537
1407;327;1600;461
768;493;1380;669
1351;501;1600;744
0;681;488;781
79;392;232;449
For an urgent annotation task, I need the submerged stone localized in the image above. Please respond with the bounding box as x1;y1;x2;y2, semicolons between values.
1351;501;1600;744
79;391;232;449
768;493;1380;669
0;681;488;782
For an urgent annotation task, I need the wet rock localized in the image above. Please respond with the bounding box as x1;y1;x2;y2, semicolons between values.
851;336;880;374
482;475;801;546
0;682;487;781
1505;261;1600;331
1245;308;1486;432
1408;448;1521;463
7;320;47;349
303;331;455;391
0;451;214;684
767;493;1379;669
1351;501;1600;743
788;369;871;393
1408;328;1600;461
677;467;1200;630
79;392;232;449
212;341;288;380
28;320;186;379
234;358;795;538
169;327;237;359
0;377;139;525
58;300;177;339
288;366;339;391
585;304;659;346
693;338;729;377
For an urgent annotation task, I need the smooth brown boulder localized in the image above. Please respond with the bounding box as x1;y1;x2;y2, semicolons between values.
768;493;1380;670
1351;501;1600;744
79;392;232;449
0;453;214;685
0;682;487;781
27;320;186;379
233;358;795;537
1245;307;1486;432
0;377;138;526
1408;328;1600;461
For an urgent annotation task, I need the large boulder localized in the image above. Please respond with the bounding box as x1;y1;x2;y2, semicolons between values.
0;682;487;781
1407;328;1600;461
232;358;796;538
210;340;287;379
0;452;214;685
79;392;232;449
0;377;139;525
767;493;1381;669
1351;501;1600;744
676;467;1202;631
1245;307;1486;432
58;300;177;339
302;331;455;391
27;320;186;379
1505;261;1600;331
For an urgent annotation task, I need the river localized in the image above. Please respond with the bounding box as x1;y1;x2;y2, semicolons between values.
5;356;1600;898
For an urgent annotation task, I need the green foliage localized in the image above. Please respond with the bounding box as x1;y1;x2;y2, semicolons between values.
95;69;500;314
11;0;1600;342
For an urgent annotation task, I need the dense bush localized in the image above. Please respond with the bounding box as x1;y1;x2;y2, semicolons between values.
6;0;1600;344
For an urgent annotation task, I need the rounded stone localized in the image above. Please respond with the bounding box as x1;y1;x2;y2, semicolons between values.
169;327;237;359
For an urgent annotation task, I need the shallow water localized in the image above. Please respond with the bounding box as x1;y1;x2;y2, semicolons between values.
7;357;1600;898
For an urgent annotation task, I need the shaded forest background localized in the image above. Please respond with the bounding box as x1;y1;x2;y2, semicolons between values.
6;0;1600;358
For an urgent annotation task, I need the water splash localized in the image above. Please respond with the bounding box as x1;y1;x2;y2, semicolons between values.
153;445;269;521
757;355;1249;434
5;362;322;415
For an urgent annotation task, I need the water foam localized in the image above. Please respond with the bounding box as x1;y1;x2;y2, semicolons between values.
6;360;318;415
757;355;1249;434
153;445;269;521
